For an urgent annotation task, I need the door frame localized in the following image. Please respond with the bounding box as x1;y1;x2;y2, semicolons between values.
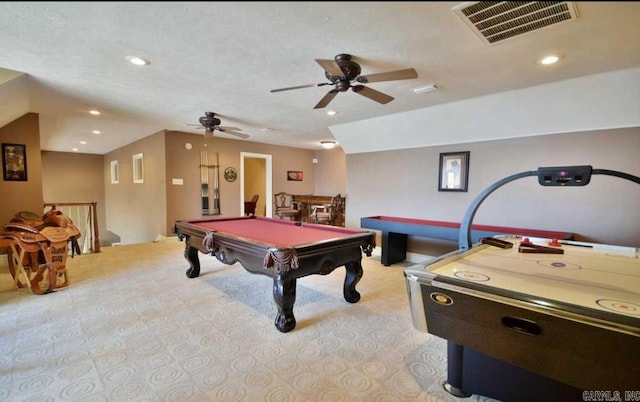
240;152;273;217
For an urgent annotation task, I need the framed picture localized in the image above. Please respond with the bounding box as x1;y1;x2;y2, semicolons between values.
438;151;469;192
287;171;303;181
2;143;27;181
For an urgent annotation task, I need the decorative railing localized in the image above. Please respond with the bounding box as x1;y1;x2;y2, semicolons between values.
43;202;101;253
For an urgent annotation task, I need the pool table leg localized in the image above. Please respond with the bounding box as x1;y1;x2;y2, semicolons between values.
273;275;297;333
343;261;363;303
184;245;201;278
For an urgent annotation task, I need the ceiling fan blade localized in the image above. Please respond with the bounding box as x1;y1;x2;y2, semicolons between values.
217;126;242;131
314;89;339;109
352;85;394;104
357;68;418;84
271;83;322;93
315;59;345;78
217;128;250;139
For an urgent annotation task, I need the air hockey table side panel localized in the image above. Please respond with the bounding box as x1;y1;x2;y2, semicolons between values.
409;237;640;390
419;282;640;390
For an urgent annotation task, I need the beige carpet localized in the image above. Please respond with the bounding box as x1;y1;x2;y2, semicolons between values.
0;238;496;401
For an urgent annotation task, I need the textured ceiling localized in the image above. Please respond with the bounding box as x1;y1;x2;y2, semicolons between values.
0;2;638;154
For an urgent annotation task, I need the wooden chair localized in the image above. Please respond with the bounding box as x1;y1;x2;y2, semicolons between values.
311;194;344;226
244;194;259;216
273;192;299;220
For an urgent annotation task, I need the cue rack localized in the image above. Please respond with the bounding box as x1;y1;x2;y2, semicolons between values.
199;149;221;215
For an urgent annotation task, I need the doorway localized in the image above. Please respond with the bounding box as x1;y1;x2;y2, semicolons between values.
240;152;272;217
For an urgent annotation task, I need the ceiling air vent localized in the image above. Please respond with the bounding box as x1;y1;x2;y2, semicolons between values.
453;2;578;44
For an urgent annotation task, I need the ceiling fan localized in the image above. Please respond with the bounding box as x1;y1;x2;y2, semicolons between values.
189;112;250;139
270;53;418;109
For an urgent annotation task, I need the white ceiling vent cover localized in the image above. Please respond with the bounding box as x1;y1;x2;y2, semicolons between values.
453;2;578;44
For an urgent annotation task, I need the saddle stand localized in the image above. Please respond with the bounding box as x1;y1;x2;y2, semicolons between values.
3;209;81;295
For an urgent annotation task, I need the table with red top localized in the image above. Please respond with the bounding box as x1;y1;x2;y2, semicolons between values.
172;216;376;333
361;215;574;266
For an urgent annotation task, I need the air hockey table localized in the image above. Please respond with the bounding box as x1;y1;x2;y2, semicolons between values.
404;166;640;402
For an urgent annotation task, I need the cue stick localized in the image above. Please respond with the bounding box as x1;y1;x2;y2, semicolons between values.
212;152;221;214
200;149;209;215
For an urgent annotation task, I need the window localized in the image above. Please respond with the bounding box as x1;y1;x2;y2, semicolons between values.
110;160;119;184
133;153;144;184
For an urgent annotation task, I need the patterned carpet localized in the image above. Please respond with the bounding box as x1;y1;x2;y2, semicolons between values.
0;238;496;401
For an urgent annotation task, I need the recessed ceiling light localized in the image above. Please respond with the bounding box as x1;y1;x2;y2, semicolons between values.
540;55;560;65
320;141;337;149
327;110;338;116
411;83;438;94
126;56;150;66
72;147;79;152
80;141;87;145
92;130;101;134
89;110;100;115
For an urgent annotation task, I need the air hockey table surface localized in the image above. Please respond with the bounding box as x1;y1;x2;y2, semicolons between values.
424;236;639;320
405;235;640;395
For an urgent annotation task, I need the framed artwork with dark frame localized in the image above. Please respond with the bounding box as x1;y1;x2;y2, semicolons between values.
2;143;28;181
438;151;469;192
287;171;303;181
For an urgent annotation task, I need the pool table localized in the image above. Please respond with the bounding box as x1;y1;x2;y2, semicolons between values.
172;216;376;332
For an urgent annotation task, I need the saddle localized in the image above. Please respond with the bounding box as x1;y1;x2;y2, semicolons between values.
3;208;82;294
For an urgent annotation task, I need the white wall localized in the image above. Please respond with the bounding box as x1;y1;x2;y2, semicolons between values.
347;128;640;248
313;147;346;196
104;131;167;245
0;71;29;128
332;68;640;154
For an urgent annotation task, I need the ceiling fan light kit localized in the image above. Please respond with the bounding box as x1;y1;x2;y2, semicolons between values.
190;112;250;139
270;53;418;109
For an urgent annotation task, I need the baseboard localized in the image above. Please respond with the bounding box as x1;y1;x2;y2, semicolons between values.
368;247;435;264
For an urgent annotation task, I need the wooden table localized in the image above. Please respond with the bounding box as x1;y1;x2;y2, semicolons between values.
293;195;344;226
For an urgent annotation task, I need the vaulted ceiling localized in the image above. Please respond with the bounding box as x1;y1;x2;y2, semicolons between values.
0;2;638;154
